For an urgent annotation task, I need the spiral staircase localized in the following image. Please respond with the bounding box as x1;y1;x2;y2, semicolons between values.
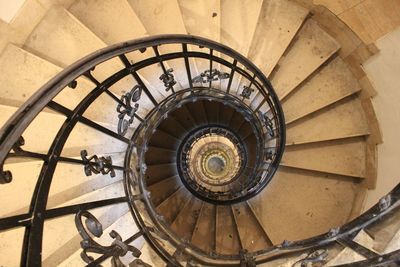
0;0;399;266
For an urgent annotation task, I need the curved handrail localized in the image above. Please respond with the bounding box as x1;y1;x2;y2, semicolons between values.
0;35;285;266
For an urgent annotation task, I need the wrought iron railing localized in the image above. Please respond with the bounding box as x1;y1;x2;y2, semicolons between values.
0;35;398;266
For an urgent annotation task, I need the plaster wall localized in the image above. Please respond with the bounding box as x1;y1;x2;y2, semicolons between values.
363;26;400;209
0;0;26;23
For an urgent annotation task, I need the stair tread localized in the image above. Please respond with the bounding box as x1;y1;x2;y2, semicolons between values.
24;7;164;104
170;196;203;242
191;202;216;253
232;202;271;252
69;0;147;45
127;0;187;35
178;0;220;42
282;57;361;124
69;0;172;97
58;211;143;267
220;0;263;57
271;19;340;100
145;146;177;165
282;137;366;178
25;7;107;69
327;230;375;266
286;96;370;145
215;205;241;254
248;167;361;244
148;175;182;207
41;181;128;265
0;104;126;157
248;0;309;77
156;186;190;223
0;44;60;107
1;156;124;218
146;163;178;186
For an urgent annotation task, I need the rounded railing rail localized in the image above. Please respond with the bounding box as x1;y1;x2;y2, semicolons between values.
0;35;398;267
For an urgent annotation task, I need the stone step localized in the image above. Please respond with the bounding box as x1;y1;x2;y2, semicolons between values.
282;137;367;178
271;19;340;100
248;0;309;77
282;57;361;124
248;166;364;244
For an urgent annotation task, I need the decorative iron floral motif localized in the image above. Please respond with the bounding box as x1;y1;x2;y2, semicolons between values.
80;150;116;178
192;69;229;83
159;68;176;91
239;249;256;267
261;112;275;138
117;85;142;136
240;86;254;99
75;210;145;267
265;150;274;162
292;249;328;267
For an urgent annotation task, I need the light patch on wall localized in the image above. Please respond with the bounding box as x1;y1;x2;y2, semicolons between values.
363;26;400;210
0;0;26;23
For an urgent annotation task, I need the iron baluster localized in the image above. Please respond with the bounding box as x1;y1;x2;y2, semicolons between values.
118;54;158;106
227;59;238;93
182;43;194;91
153;45;176;93
47;101;131;143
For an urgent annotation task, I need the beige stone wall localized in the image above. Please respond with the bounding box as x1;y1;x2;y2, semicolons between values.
315;0;400;43
363;27;400;209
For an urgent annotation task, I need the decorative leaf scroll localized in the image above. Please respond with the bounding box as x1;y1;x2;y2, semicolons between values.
0;136;25;184
239;249;256;267
81;150;116;178
117;85;142;136
292;249;328;267
192;69;229;83
265;150;275;162
261;112;275;138
240;86;254;99
75;210;148;267
159;68;176;91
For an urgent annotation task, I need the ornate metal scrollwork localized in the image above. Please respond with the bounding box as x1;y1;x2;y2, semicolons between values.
117;85;142;136
0;136;25;184
75;210;146;267
292;249;329;267
240;86;254;99
192;69;229;83
159;68;176;91
261;112;275;138
81;150;116;178
265;150;274;162
239;249;256;267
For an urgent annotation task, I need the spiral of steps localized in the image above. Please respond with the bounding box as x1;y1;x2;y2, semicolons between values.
0;0;395;266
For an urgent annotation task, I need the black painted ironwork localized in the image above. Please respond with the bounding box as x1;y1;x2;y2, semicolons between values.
81;150;116;178
240;86;254;99
117;85;142;136
292;249;328;267
192;69;229;84
159;68;176;91
75;210;144;266
0;34;396;267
